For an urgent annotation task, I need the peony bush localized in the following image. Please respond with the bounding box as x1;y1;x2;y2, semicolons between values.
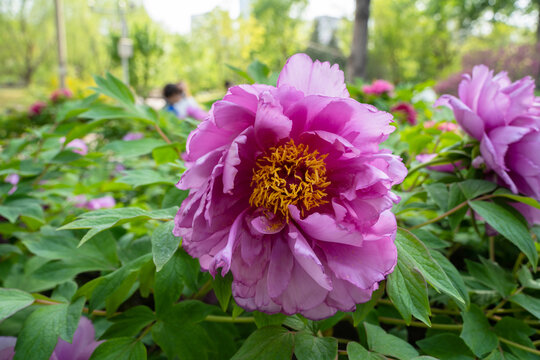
0;57;538;360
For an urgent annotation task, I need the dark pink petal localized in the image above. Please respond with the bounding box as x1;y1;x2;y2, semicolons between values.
275;262;329;315
322;234;397;289
277;53;349;98
435;95;484;140
267;236;294;298
288;224;332;290
254;91;292;149
52;317;102;360
290;206;363;246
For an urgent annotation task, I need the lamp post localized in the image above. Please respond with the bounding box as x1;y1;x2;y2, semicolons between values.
89;0;134;86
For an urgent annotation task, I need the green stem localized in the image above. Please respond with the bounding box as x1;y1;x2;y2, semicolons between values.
486;287;523;318
192;279;213;300
498;337;540;356
489;236;495;262
409;194;494;230
378;316;462;331
204;315;255;323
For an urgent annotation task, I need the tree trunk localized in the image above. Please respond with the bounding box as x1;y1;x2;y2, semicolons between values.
347;0;371;82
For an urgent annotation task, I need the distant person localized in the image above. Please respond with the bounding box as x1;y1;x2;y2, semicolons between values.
162;82;207;121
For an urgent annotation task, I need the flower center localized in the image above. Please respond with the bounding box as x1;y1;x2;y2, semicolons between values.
249;139;331;222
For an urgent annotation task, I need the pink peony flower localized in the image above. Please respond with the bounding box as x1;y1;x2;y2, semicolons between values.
4;174;19;195
85;196;116;210
69;195;88;208
187;106;209;121
173;54;407;320
29;101;47;116
122;132;144;141
65;139;88;156
391;102;417;125
416;153;462;172
0;317;102;360
50;88;73;102
436;65;540;200
362;80;394;96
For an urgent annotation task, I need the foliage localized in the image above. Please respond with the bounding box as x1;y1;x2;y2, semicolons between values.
0;63;539;360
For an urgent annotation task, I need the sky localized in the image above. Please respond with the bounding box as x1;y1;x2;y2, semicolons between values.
142;0;355;34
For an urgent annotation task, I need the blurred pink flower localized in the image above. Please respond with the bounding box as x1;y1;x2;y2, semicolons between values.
122;132;144;141
187;106;209;121
436;65;540;201
416;153;462;172
29;101;47;116
85;196;115;210
174;53;406;319
65;139;88;156
0;317;102;360
4;174;19;195
391;102;417;125
69;195;88;208
362;80;394;96
437;122;458;132
50;88;73;102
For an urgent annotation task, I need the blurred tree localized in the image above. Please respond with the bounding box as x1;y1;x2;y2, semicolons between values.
347;0;370;81
0;0;55;85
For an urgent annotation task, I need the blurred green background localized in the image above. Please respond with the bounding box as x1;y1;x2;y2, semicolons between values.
0;0;538;112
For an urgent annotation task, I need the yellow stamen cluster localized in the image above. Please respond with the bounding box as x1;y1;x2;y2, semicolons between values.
249;140;331;222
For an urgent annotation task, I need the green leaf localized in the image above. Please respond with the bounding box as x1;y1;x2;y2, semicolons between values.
458;179;497;199
509;293;540;319
58;207;176;246
89;337;146;360
0;198;44;223
252;312;287;329
516;266;540;289
387;259;431;326
430;250;470;309
465;258;515;297
247;60;271;83
469;200;538;267
0;288;35;322
93;73;135;106
213;272;233;312
364;322;419;360
460;304;498;357
153;251;184;317
14;299;84;360
151;302;213;360
425;183;448;210
101;306;155;339
294;331;337;360
491;190;540;210
347;342;384;360
152;145;179;165
102;138;167;158
448;184;468;230
116;169;176;188
494;317;536;360
411;229;450;249
88;254;151;311
416;333;475;360
231;326;294;360
151;221;180;272
396;228;464;304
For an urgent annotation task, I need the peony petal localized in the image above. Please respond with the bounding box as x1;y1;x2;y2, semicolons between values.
288;224;332;290
254;91;292;149
321;234;397;289
277;53;349;98
290;206;363;246
267;236;294;298
435;95;484;140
